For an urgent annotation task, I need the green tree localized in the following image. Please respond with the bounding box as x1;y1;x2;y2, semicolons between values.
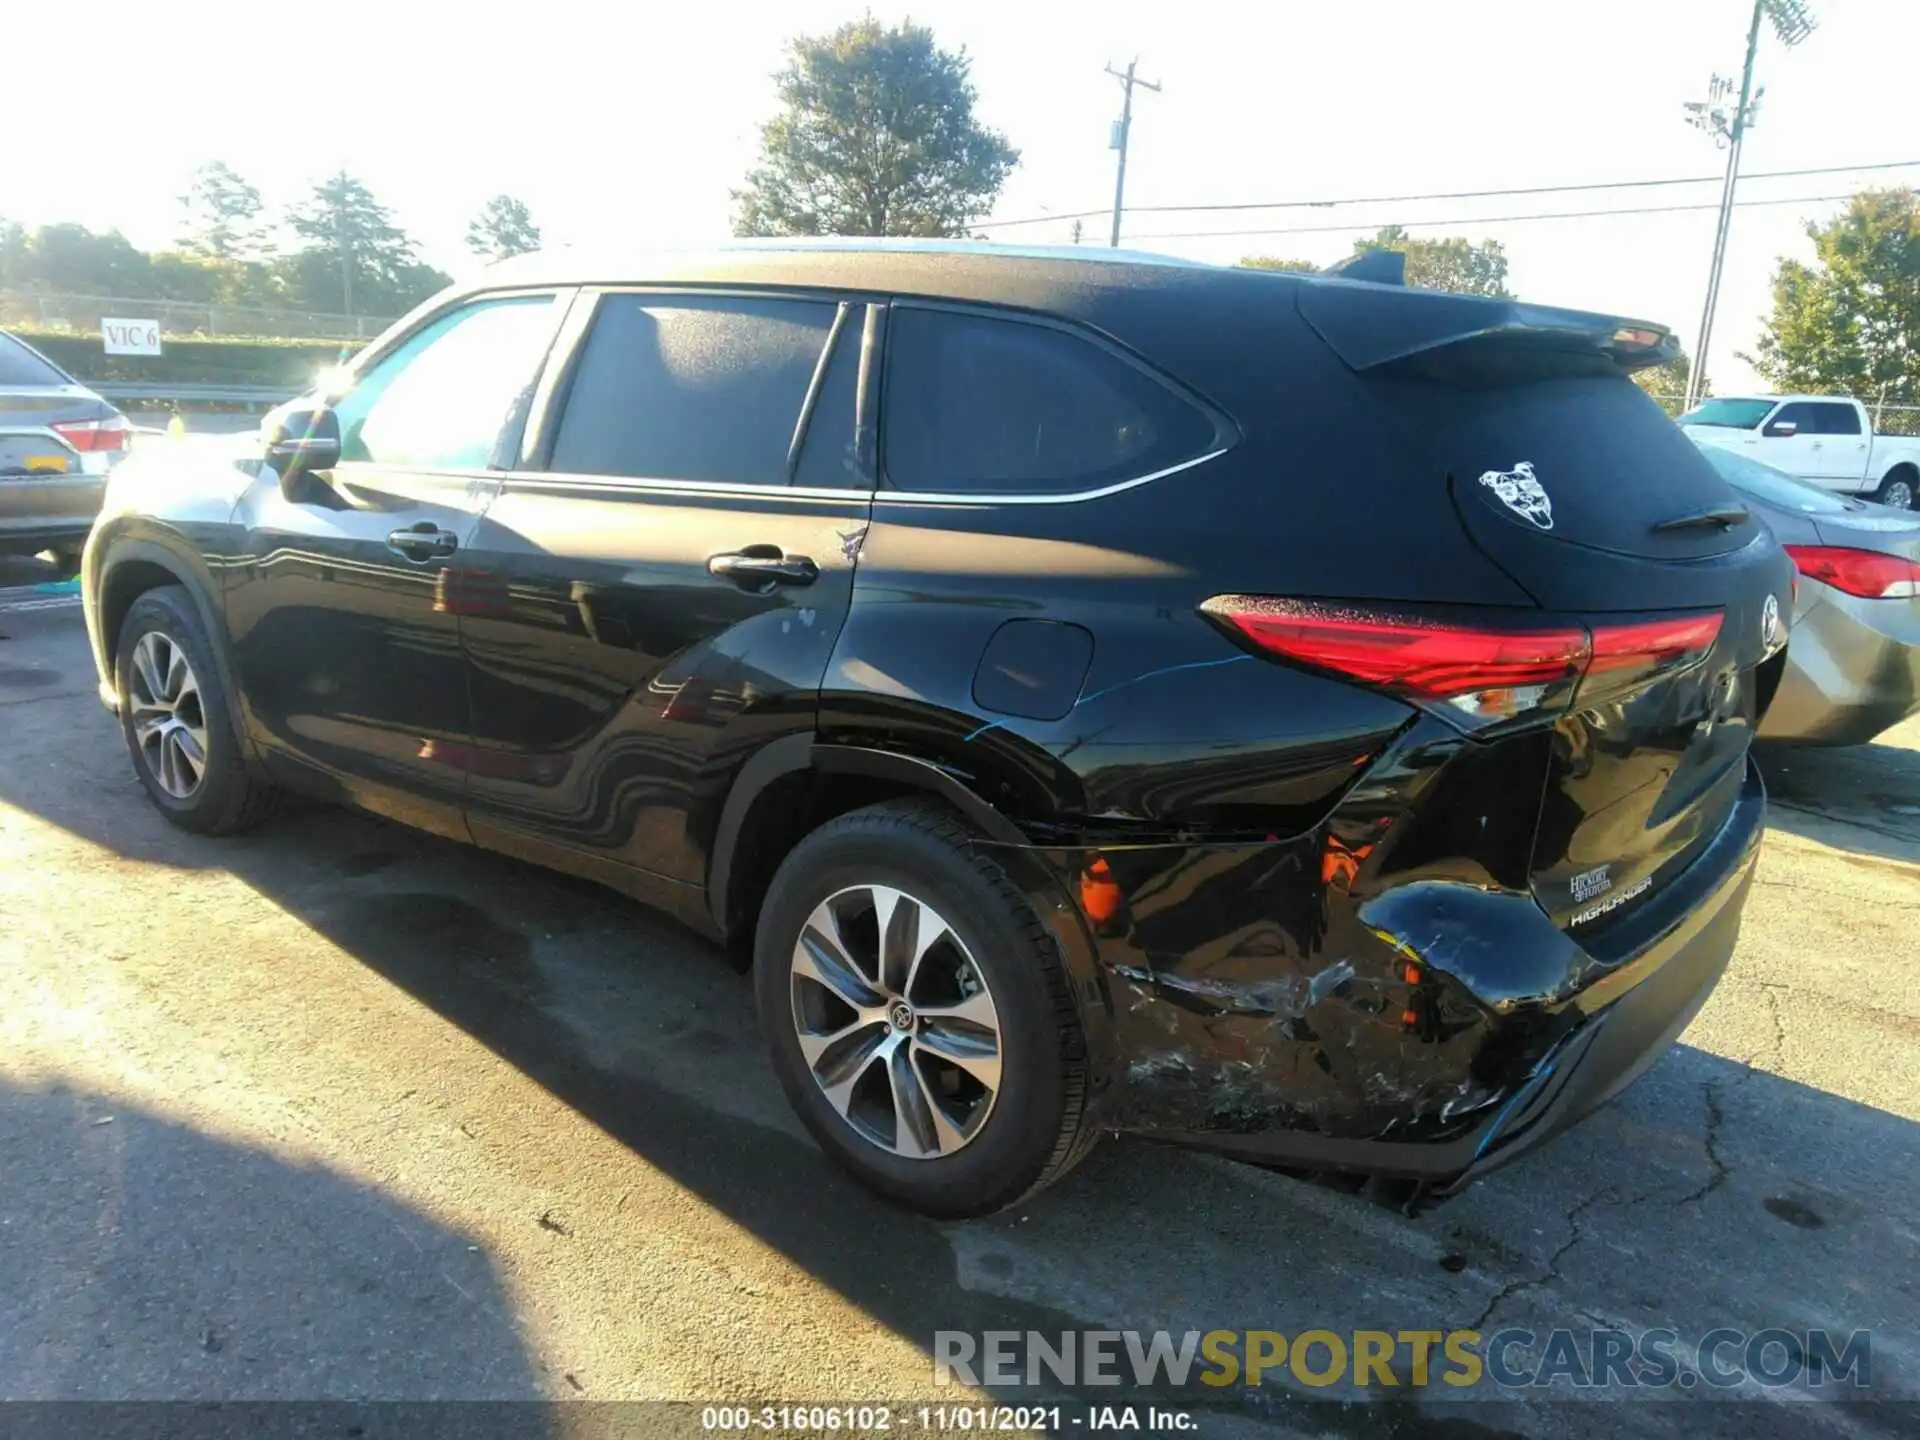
1239;255;1321;273
0;218;26;289
733;18;1018;237
1746;188;1920;407
466;194;542;260
178;161;271;260
1632;348;1695;413
1353;225;1511;297
6;223;153;295
285;171;431;316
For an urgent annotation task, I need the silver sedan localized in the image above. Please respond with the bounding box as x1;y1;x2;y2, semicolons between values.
0;330;129;571
1696;442;1920;745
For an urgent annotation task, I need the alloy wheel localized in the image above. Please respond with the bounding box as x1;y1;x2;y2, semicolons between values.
1885;479;1915;511
127;630;209;800
789;883;1003;1159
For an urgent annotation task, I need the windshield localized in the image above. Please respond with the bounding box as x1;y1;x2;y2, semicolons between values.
1676;397;1774;430
0;333;71;387
1694;441;1853;514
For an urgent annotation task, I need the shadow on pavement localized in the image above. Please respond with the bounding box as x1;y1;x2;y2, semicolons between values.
0;1077;542;1404
1754;738;1920;866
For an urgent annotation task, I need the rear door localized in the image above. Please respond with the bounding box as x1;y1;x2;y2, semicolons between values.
457;289;871;885
226;291;566;837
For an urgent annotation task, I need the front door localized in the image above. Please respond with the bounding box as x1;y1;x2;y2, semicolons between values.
225;292;566;837
456;290;872;886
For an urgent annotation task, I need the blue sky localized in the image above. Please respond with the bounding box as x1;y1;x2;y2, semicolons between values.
12;0;1919;391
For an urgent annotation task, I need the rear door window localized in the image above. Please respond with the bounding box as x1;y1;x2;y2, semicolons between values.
1810;402;1861;435
548;294;844;486
881;306;1219;495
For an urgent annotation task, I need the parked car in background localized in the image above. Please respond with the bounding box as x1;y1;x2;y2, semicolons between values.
1693;442;1920;745
1680;394;1920;510
83;241;1791;1217
0;330;130;572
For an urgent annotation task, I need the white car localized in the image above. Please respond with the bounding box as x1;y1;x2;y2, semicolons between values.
1680;394;1920;511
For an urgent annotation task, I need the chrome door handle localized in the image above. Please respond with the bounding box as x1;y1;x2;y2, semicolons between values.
387;525;458;562
708;549;819;588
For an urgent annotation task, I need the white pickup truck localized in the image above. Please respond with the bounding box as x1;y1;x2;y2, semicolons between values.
1679;394;1920;511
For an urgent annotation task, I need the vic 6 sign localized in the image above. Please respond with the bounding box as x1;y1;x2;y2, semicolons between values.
102;317;162;356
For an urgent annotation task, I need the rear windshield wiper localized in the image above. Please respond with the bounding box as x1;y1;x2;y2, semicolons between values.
1653;504;1750;533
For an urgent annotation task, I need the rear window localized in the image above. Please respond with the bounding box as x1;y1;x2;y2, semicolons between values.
881;306;1218;495
1678;398;1772;429
1695;444;1853;514
550;294;840;485
1376;372;1758;560
0;334;69;387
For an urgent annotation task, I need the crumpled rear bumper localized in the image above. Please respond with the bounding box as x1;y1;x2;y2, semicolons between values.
988;756;1765;1192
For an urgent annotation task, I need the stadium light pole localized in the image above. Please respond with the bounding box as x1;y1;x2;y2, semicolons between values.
1682;0;1817;410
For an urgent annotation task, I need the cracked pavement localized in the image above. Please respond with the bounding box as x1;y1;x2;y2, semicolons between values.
1;560;1916;1436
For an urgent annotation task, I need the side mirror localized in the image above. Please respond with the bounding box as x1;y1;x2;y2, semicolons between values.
262;406;341;480
1764;420;1798;438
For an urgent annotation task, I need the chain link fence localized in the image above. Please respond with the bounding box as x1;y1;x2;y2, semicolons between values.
1;290;394;342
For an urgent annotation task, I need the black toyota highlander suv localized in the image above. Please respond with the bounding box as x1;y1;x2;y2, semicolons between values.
82;240;1791;1218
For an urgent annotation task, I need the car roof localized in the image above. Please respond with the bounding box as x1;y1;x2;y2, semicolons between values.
479;237;1222;291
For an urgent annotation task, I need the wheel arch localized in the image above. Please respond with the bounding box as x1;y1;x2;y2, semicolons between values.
93;533;258;763
708;736;1116;1090
707;738;1029;945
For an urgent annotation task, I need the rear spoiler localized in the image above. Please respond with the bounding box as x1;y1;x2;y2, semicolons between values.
1297;277;1678;380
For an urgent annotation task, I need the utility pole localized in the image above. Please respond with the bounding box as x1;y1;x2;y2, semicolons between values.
1682;0;1817;409
1105;59;1160;247
334;202;355;318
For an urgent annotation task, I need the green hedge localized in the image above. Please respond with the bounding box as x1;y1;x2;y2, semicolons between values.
17;331;367;388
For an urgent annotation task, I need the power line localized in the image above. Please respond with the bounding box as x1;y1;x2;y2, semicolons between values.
1118;190;1878;243
978;158;1920;232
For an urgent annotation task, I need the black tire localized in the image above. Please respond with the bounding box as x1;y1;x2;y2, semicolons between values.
754;799;1095;1218
114;585;274;835
1875;470;1916;511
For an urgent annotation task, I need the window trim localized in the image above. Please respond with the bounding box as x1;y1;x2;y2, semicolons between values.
874;297;1238;504
518;284;877;492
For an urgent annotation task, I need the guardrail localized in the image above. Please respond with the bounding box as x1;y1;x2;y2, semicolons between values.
92;382;300;410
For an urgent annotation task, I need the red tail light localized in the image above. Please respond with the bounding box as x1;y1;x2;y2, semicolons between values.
1783;545;1920;600
1201;596;1722;731
51;416;129;453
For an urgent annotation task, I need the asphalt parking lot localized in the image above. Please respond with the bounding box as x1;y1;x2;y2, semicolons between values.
1;555;1915;1437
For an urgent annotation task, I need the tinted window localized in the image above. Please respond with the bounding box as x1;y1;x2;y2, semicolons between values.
1768;402;1818;435
1811;402;1861;435
550;294;838;484
1695;444;1852;514
794;310;864;488
881;307;1218;494
0;333;69;387
1678;397;1773;429
334;296;556;469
